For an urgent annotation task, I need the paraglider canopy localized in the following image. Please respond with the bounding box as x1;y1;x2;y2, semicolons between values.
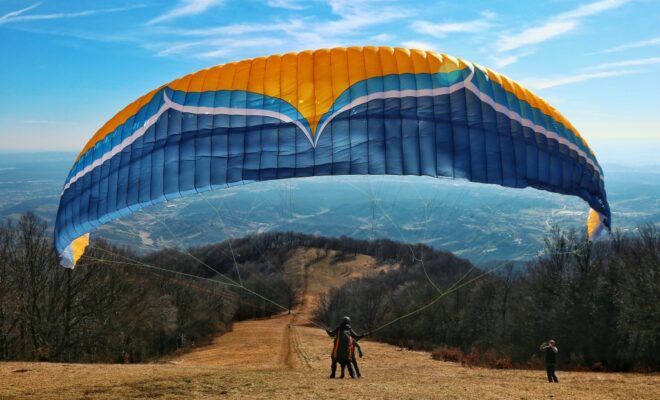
54;46;610;267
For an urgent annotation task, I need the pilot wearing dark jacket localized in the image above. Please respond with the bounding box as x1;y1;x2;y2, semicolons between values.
326;316;365;378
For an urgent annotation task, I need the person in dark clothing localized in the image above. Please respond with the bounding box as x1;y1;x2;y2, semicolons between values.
326;316;365;379
351;339;363;378
540;339;559;383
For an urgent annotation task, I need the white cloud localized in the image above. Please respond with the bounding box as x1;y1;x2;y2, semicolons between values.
411;11;495;38
266;0;306;10
315;1;412;36
0;2;136;25
156;37;287;59
497;0;630;53
559;0;629;19
599;36;660;53
521;55;659;91
265;0;414;51
156;41;205;57
0;2;41;24
197;38;286;59
370;33;395;42
149;0;414;59
411;19;490;38
400;41;437;52
526;69;641;90
196;48;230;59
584;57;660;71
148;0;224;25
9;25;139;43
498;19;577;53
163;20;304;37
492;53;530;69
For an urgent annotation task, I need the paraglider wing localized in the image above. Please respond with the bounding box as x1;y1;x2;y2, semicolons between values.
54;47;610;267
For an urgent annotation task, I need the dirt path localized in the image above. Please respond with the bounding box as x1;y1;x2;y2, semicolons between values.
176;248;357;370
175;313;294;369
2;249;659;399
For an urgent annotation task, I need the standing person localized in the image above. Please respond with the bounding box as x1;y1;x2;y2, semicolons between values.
326;316;365;379
351;339;364;378
540;340;559;383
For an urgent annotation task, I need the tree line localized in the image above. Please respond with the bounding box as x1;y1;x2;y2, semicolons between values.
0;214;470;363
2;212;658;371
316;225;660;372
0;213;295;363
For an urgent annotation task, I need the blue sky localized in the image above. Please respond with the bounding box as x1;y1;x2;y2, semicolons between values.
0;0;658;164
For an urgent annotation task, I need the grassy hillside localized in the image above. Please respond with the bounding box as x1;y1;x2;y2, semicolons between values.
2;243;658;399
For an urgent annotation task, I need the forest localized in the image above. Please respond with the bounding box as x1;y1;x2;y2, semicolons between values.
1;212;658;372
0;213;293;362
316;225;660;372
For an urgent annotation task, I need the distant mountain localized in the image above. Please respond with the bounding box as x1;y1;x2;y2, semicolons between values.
1;152;658;265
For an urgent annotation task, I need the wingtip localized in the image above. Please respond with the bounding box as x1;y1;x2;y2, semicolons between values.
587;209;608;241
59;233;90;268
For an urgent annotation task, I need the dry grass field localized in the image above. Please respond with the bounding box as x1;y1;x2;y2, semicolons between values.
2;249;658;399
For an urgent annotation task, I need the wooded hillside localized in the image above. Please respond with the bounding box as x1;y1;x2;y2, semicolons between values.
317;225;660;371
1;213;658;372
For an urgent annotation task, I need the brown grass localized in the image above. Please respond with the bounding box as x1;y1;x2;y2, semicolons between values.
2;248;658;399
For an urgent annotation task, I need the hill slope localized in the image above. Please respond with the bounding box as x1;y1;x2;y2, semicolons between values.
1;247;659;399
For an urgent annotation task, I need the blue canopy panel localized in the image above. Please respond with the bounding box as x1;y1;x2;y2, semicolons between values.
54;86;608;263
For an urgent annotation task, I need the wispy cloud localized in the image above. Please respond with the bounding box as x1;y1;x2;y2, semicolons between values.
266;0;306;10
526;69;641;90
370;33;395;43
524;56;660;90
400;41;437;52
559;0;629;20
150;0;415;59
315;0;412;36
0;2;137;25
584;57;660;71
282;0;414;51
497;0;630;53
155;41;205;57
10;26;139;44
151;19;305;57
155;37;286;58
0;2;41;23
411;11;495;38
498;20;576;53
492;51;535;69
197;38;286;59
599;36;660;53
161;20;304;37
148;0;224;25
